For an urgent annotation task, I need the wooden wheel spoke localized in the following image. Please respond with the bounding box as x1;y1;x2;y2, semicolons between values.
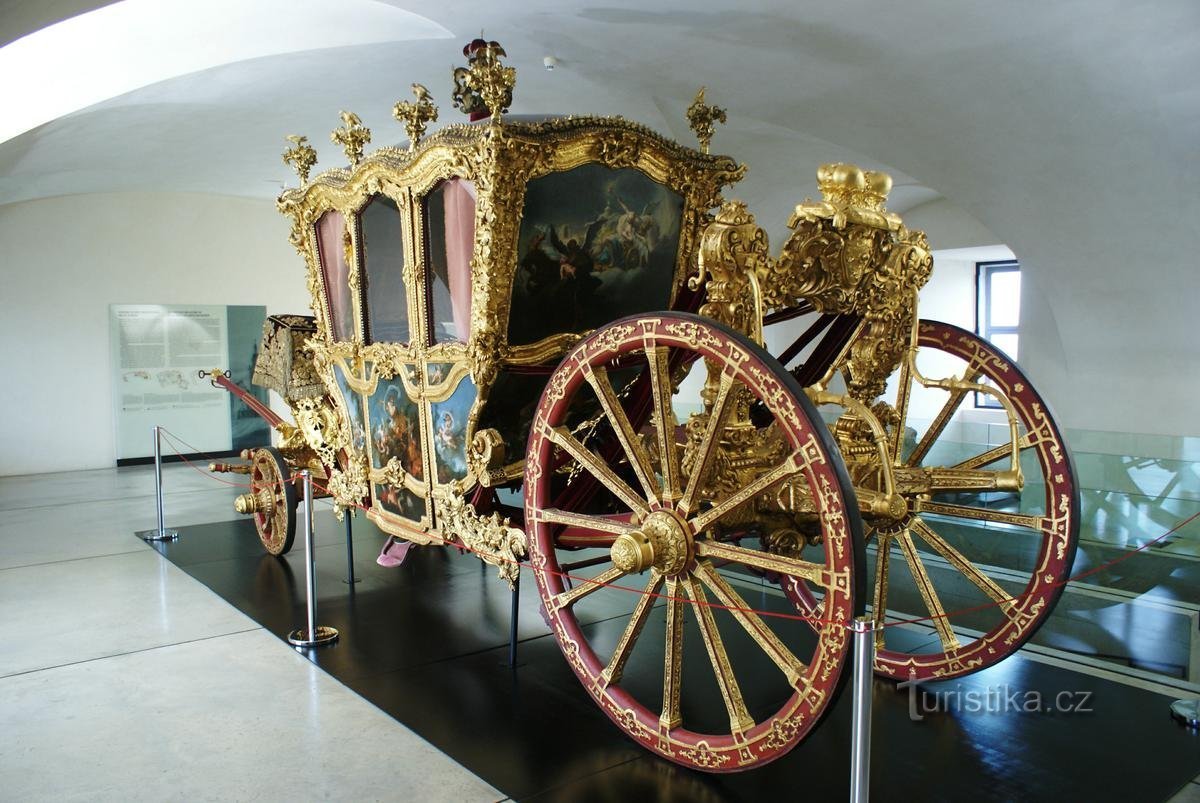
661;576;684;729
678;369;736;517
549;565;627;614
681;575;756;734
694;539;825;584
602;573;665;686
645;345;681;502
906;368;983;467
690;451;804;533
911;518;1015;615
918;500;1046;532
537;508;635;537
694;561;808;688
585;365;660;502
896;531;961;652
951;433;1034;472
542;424;650;517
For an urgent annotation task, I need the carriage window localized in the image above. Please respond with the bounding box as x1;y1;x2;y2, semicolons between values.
509;164;683;347
360;194;410;344
424;178;475;343
315;210;356;342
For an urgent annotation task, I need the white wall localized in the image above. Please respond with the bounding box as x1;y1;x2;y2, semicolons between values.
0;192;311;475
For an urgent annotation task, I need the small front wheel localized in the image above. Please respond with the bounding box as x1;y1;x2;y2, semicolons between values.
237;446;298;556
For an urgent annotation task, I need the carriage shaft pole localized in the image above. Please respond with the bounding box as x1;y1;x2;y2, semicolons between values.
850;616;875;803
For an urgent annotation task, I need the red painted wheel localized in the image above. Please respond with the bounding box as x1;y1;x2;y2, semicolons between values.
241;446;297;556
525;313;863;772
868;321;1079;680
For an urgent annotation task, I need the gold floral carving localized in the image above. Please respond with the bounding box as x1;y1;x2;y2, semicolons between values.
282;135;317;186
331;110;371;167
451;42;515;124
433;490;527;587
393;84;438;149
326;453;369;520
685;87;727;155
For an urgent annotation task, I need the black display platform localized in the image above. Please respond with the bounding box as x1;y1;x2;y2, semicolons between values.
151;516;1200;801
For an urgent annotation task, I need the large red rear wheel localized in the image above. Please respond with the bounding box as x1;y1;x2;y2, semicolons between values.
868;321;1079;680
525;313;863;771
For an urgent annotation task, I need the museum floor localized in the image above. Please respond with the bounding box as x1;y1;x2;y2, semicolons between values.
3;464;1200;801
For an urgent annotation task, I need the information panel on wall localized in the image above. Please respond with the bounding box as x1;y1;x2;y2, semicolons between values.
110;304;270;462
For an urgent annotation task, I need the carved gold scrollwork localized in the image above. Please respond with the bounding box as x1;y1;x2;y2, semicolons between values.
290;396;343;469
433;490;527;587
467;428;509;487
326;453;369;520
694;200;769;344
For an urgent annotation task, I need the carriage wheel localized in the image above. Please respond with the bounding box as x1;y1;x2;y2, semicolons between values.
868;320;1078;680
237;446;297;556
525;313;862;772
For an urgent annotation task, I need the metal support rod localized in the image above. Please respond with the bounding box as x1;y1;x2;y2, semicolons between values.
138;425;178;542
343;513;359;585
850;616;875;803
508;573;520;668
288;471;338;648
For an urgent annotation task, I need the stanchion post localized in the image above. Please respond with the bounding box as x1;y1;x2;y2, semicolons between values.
849;616;875;803
508;572;520;668
1171;699;1200;728
138;425;178;542
288;470;338;648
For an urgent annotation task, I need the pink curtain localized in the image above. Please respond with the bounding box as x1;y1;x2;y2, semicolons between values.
316;211;353;342
441;179;476;341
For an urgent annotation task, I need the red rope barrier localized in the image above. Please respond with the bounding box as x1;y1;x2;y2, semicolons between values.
884;507;1200;630
158;428;279;490
304;475;844;629
155;426;1200;635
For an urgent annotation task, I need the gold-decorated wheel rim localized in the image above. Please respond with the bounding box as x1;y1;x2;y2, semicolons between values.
245;446;297;556
867;321;1079;680
525;313;864;772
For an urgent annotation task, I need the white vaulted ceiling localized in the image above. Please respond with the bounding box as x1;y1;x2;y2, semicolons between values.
2;0;1198;435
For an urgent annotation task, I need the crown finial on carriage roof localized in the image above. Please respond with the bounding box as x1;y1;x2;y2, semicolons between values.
686;87;727;154
816;163;893;210
393;84;438;150
331;110;371;167
451;37;515;124
282;135;317;186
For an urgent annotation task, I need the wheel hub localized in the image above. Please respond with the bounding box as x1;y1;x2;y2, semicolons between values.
609;509;691;576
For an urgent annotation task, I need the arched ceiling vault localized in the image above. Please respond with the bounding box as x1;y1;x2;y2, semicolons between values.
3;0;1198;433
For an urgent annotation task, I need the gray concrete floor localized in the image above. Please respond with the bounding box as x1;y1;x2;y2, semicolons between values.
0;464;505;802
3;462;1198;801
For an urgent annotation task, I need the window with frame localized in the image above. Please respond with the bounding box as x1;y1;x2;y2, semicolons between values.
976;260;1020;408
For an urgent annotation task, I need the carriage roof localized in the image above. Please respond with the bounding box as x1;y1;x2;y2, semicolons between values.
276;108;745;366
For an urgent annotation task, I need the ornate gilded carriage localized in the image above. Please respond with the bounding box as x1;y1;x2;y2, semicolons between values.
223;41;1079;772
